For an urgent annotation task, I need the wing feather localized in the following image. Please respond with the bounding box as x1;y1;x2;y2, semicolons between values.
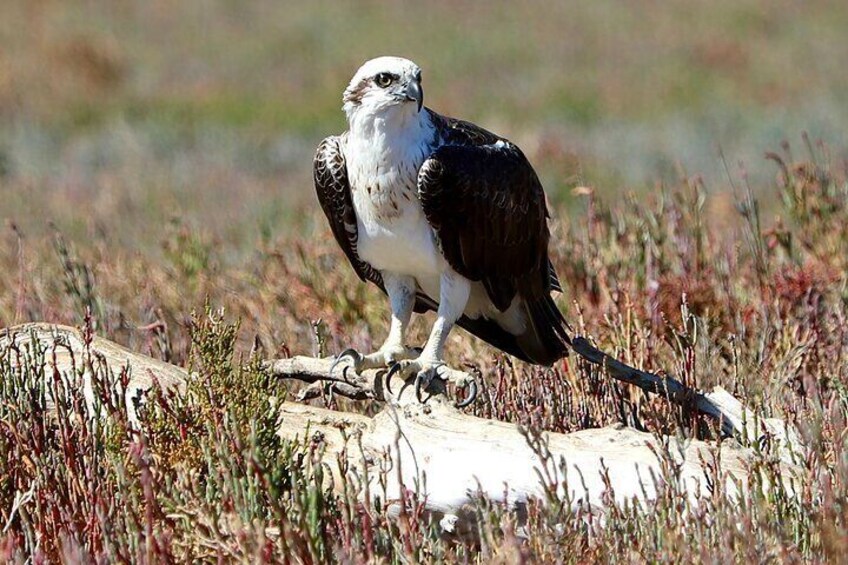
417;137;551;311
313;136;384;289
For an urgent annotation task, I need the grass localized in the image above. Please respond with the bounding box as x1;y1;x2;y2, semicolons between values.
2;0;848;561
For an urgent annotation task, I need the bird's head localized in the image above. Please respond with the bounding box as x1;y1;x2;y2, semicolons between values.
342;56;424;122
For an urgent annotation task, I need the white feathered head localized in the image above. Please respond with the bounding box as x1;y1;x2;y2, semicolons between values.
343;56;423;121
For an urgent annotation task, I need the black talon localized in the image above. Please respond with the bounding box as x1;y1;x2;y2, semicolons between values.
415;373;428;403
384;362;402;396
415;368;439;404
398;378;414;399
330;348;362;376
454;379;478;408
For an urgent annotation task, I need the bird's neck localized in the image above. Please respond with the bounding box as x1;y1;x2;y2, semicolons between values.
345;106;435;216
347;105;434;154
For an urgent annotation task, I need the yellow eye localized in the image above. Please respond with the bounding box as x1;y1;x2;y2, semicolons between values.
375;73;393;88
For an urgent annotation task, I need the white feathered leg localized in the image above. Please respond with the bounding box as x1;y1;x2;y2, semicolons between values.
332;273;419;374
374;273;420;362
388;270;478;406
420;270;469;364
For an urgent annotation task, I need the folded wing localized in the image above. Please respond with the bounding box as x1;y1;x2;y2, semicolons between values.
313;135;384;289
418;114;571;364
418;137;551;310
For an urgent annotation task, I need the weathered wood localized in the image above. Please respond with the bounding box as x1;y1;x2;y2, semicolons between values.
1;323;186;424
270;339;751;438
1;323;800;530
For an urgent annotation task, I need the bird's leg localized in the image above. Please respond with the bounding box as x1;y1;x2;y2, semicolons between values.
331;273;418;376
387;271;478;406
369;273;421;364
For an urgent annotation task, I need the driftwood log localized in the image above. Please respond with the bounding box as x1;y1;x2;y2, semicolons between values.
1;323;801;530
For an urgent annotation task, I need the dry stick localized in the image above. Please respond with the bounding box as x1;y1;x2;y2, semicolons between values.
266;343;739;438
264;356;380;402
570;337;736;437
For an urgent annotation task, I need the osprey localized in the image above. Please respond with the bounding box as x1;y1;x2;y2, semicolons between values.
314;56;570;405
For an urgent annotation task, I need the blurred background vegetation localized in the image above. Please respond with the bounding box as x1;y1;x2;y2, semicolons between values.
2;0;847;255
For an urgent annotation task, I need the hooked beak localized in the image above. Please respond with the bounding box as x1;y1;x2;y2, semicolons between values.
404;78;423;112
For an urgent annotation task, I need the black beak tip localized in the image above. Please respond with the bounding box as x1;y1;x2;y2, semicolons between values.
405;80;423;113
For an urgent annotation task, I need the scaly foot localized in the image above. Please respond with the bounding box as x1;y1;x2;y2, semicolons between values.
330;345;421;379
384;357;478;407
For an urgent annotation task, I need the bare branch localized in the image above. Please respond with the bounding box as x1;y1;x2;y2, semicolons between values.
571;337;737;437
266;345;740;437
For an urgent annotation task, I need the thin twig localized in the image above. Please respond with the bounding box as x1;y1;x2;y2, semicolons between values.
3;481;35;534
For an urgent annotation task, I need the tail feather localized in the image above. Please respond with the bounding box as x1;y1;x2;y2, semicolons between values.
548;260;563;293
518;295;571;365
453;294;570;366
455;314;533;363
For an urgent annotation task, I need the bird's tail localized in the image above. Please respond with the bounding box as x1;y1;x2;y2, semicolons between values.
515;294;572;365
454;293;570;366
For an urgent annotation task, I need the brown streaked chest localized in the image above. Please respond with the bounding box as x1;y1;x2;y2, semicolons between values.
346;140;428;221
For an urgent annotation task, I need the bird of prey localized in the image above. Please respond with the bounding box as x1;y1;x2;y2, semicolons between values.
314;56;570;405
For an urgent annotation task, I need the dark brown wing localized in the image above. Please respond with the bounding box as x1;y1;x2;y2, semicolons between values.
418;138;551;310
426;111;562;293
313;135;384;289
428;111;503;147
419;113;571;364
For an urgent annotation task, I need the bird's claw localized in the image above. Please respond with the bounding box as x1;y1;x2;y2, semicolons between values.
384;362;479;407
453;378;478;408
383;362;402;396
330;348;363;380
414;369;436;404
383;362;437;403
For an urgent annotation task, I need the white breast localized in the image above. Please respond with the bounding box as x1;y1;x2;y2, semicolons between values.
343;117;446;279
